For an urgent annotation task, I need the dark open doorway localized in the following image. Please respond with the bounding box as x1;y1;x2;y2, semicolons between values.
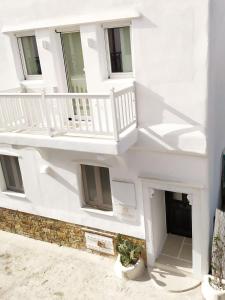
165;191;192;238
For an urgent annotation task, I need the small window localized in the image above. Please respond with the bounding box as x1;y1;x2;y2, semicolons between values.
81;165;112;211
106;26;132;74
18;35;42;79
0;155;24;193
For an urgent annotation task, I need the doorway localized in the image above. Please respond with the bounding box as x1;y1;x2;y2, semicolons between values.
157;191;192;272
142;178;206;278
147;190;193;273
61;31;87;93
61;31;90;121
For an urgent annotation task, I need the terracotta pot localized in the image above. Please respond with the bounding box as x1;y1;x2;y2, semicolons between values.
114;254;145;280
202;275;225;300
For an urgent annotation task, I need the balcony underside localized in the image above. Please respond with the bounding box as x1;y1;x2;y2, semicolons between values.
0;125;137;155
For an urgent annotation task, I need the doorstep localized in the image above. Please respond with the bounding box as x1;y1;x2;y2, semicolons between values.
149;233;200;292
149;265;201;293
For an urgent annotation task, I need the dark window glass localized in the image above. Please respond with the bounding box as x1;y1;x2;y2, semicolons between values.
100;167;112;206
82;165;97;202
20;36;42;75
108;26;132;73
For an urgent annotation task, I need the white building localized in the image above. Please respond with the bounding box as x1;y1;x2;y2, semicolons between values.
0;0;223;282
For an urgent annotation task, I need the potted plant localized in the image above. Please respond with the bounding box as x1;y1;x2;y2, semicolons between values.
114;234;145;280
202;232;225;300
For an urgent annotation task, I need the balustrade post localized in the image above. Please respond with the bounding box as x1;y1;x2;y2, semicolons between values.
41;90;53;137
110;88;119;142
132;81;138;127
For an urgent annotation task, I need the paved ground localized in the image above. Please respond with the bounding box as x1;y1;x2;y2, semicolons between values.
0;230;202;300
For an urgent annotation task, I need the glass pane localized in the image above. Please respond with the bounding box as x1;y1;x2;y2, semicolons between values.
13;157;24;192
99;167;112;207
108;28;122;72
120;27;132;72
108;26;132;73
0;155;24;193
20;36;42;75
1;155;16;189
82;165;97;203
61;32;87;93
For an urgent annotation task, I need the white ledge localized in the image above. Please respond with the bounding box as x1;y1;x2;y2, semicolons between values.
81;207;114;217
2;191;27;200
2;10;141;33
0;127;137;155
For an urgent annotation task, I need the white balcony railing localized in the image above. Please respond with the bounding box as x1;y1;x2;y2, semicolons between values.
0;85;136;141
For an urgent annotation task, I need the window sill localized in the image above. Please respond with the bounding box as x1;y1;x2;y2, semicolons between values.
20;79;44;92
109;73;134;79
81;206;114;217
21;79;43;84
2;191;27;200
101;77;134;91
23;75;42;80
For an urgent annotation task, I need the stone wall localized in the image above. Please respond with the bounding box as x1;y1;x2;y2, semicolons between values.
212;209;225;278
0;207;146;260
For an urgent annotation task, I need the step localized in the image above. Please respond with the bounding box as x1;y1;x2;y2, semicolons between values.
155;254;192;276
149;266;201;293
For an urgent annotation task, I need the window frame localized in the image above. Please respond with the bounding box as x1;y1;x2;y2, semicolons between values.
0;155;24;194
81;164;112;211
17;32;42;80
104;22;133;79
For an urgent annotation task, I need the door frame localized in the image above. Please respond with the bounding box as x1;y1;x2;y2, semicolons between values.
141;177;208;279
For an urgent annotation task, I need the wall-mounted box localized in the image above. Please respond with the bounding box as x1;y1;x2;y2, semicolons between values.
112;180;136;208
112;180;137;221
85;232;115;255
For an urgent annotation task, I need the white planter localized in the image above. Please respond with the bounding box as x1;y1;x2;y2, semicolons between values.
114;254;145;280
202;275;225;300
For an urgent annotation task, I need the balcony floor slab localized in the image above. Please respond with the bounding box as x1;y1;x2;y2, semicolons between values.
0;126;137;155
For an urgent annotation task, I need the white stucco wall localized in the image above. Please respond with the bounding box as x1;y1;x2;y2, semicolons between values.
0;33;19;91
0;0;214;271
207;0;225;237
0;0;209;154
150;190;167;258
0;143;208;239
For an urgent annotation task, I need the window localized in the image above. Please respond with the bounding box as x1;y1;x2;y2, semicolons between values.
81;165;112;211
18;35;42;79
0;155;24;193
106;26;132;75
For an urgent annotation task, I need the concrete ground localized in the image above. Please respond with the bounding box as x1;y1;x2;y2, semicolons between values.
0;230;202;300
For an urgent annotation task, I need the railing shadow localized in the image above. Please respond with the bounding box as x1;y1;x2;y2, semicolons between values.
135;83;206;153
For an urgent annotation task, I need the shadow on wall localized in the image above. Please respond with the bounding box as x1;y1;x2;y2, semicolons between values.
37;149;143;225
46;167;79;194
37;148;80;195
133;15;158;29
135;82;205;154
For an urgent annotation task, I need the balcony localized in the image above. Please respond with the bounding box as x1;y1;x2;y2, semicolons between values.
0;85;137;154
